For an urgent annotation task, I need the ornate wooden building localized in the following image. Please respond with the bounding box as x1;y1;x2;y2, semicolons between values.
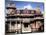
5;3;44;34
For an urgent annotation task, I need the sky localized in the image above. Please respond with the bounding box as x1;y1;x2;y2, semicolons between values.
5;0;44;13
5;0;44;2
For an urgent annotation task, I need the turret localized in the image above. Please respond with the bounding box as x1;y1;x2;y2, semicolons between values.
6;3;16;15
35;6;41;15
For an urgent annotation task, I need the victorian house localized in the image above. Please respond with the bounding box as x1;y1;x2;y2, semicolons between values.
5;3;44;34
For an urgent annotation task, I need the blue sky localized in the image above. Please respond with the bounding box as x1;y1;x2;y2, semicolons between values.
5;1;44;13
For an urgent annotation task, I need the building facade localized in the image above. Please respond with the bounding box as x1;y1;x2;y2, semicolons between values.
5;3;44;34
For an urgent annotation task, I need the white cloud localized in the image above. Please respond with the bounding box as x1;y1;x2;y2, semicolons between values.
17;4;33;10
24;4;33;9
41;11;44;14
17;8;24;10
